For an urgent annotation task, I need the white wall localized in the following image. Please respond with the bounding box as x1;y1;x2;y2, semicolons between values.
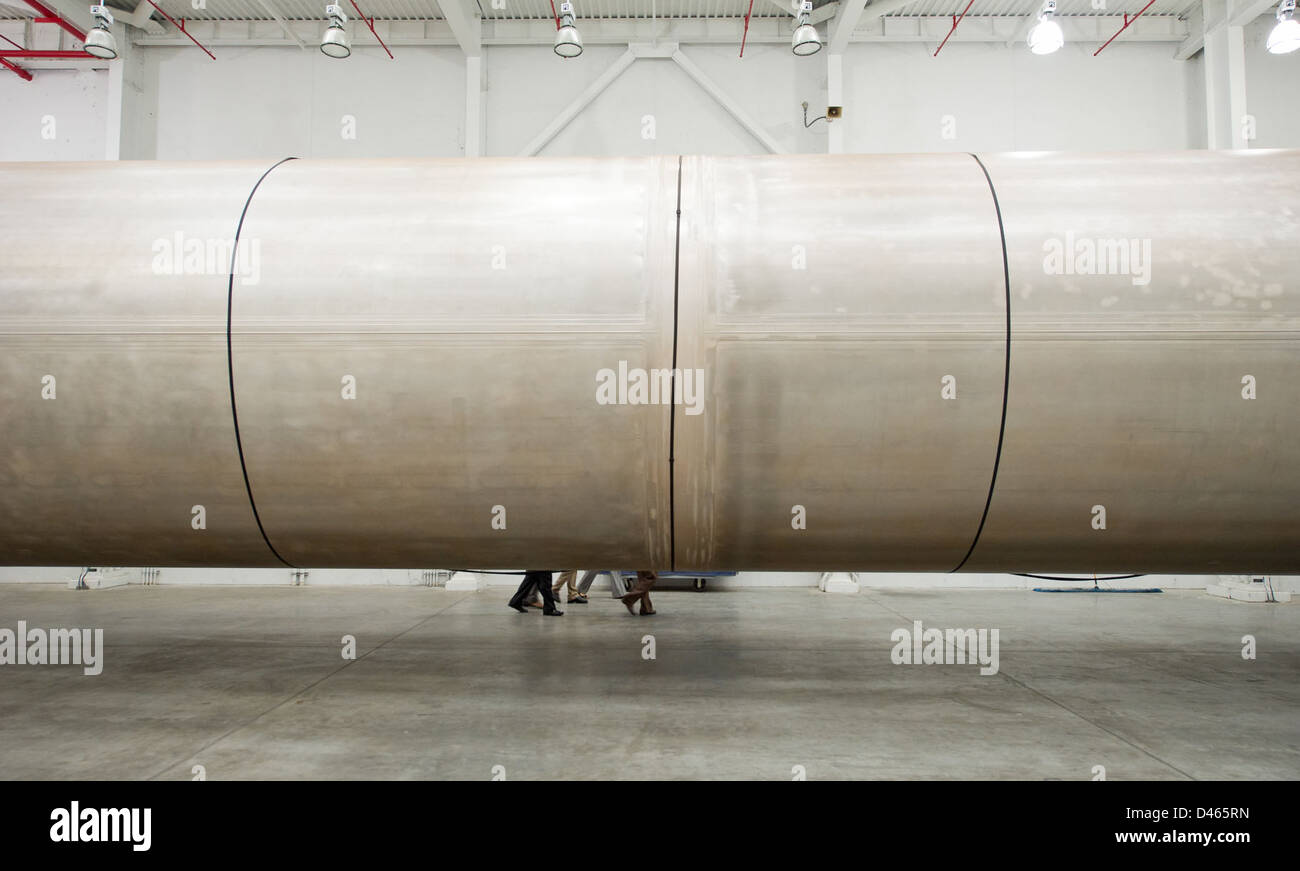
839;41;1198;153
1243;18;1300;148
146;45;467;160
487;42;818;156
0;68;108;161
8;29;1299;162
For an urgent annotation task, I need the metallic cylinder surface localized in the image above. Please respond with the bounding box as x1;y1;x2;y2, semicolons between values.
965;151;1300;573
0;151;1296;573
674;154;1006;571
232;158;677;569
0;162;277;566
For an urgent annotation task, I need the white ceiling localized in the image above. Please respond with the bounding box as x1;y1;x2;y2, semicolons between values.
0;0;1202;23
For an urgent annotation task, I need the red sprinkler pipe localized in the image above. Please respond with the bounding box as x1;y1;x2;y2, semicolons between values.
0;49;95;57
0;57;33;80
144;0;216;59
1093;0;1158;55
550;0;560;29
740;0;755;57
933;0;975;56
21;0;87;42
350;0;394;59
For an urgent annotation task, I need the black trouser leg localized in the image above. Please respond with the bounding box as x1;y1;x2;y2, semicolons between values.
535;572;558;612
509;574;537;609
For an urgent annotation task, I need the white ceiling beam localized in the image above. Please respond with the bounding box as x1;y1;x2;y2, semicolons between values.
828;0;870;53
116;1;164;36
671;47;785;154
1228;0;1279;25
252;0;304;49
130;15;1189;48
1004;10;1038;48
435;0;480;56
1176;0;1269;61
859;0;927;32
811;4;840;25
1174;3;1205;59
517;46;636;156
763;1;841;25
30;0;92;33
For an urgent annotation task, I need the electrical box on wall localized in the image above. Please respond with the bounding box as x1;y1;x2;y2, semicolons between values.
827;106;843;119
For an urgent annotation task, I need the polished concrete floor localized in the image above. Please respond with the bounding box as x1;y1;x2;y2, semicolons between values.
0;583;1295;780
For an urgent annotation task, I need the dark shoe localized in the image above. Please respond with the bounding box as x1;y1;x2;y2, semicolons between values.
543;608;565;617
621;594;640;615
508;602;528;613
568;595;588;604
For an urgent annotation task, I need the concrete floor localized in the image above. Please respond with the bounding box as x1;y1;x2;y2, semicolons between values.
0;583;1296;780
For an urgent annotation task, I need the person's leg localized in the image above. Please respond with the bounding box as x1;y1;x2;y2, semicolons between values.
537;572;563;615
576;570;601;596
508;573;536;612
620;571;656;615
636;571;657;615
553;570;579;600
610;571;629;598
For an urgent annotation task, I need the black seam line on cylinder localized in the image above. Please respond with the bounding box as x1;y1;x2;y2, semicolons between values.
227;156;297;570
951;152;1011;574
668;155;683;572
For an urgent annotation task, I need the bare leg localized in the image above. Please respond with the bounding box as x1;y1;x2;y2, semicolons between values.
622;571;657;615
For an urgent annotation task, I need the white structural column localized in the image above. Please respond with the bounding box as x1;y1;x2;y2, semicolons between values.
104;20;149;159
104;21;125;160
827;53;844;153
465;54;483;157
826;0;869;154
437;0;483;157
1201;0;1251;149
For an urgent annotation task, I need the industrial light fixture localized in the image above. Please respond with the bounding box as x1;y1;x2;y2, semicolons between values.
83;5;117;60
792;0;822;56
554;2;583;58
1268;0;1300;54
320;4;351;59
1027;0;1064;55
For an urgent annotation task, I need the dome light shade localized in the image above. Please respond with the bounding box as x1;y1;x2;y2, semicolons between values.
321;25;350;58
83;24;117;60
320;5;351;59
554;2;583;58
1028;19;1064;54
554;24;583;58
1268;16;1300;54
792;23;822;56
